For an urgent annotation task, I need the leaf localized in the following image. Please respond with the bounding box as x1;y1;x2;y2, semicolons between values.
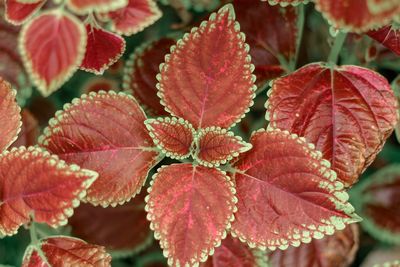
145;163;237;266
268;224;359;267
361;247;400;267
38;91;161;207
263;0;309;6
4;0;45;25
80;24;126;75
22;236;111;267
266;63;398;186
194;127;252;167
157;4;256;129
69;191;151;256
231;128;360;250
11;109;39;148
123;38;175;116
352;164;400;244
103;0;162;36
0;78;21;151
19;10;87;96
81;76;120;94
314;0;400;32
392;75;400;144
235;0;298;84
0;146;97;237
368;25;400;56
145;117;195;159
66;0;128;14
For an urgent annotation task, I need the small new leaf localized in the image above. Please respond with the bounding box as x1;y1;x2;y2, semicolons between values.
368;24;400;56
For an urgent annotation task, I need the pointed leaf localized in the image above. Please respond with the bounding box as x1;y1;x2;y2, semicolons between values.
123;38;175;116
145;117;195;159
22;236;111;267
80;24;126;75
0;78;21;151
194;127;252;167
268;224;359;267
39;91;161;207
368;25;400;56
4;0;45;25
231;128;360;250
263;0;309;6
103;0;162;36
11;109;39;147
145;163;237;266
19;10;87;96
0;147;97;237
158;4;256;129
266;63;398;186
66;0;128;14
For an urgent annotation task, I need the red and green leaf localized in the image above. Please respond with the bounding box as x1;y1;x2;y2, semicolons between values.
22;236;111;267
4;0;45;25
66;0;128;14
194;127;252;167
123;38;175;116
145;163;237;266
19;10;87;96
263;0;309;7
39;91;161;207
0;147;97;237
145;117;195;159
11;109;39;147
368;24;400;56
231;128;360;250
266;63;398;186
157;4;256;129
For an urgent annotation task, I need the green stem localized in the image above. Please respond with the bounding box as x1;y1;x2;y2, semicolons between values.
29;222;39;245
327;31;347;64
290;4;305;72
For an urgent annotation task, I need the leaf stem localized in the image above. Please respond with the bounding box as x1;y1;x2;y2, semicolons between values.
328;31;347;64
290;4;305;71
29;222;39;245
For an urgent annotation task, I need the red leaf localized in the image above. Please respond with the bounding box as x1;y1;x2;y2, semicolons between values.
362;247;400;267
103;0;162;36
69;191;151;255
145;117;195;159
268;224;359;267
314;0;400;32
146;163;237;266
22;236;111;267
39;91;161;207
19;10;87;96
11;109;39;147
231;128;360;250
368;25;400;56
81;76;120;94
80;24;126;75
0;78;21;151
194;127;252;167
158;4;256;129
263;0;309;6
4;0;45;25
66;0;128;14
0;147;97;237
123;38;175;116
266;63;398;186
234;0;298;84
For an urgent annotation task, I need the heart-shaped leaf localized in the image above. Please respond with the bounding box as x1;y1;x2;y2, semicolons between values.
66;0;128;14
39;91;161;207
145;117;195;159
266;63;398;186
80;24;126;75
231;128;360;250
11;109;39;148
0;146;97;237
145;163;237;266
22;236;111;267
123;38;175;116
368;25;400;56
194;127;252;167
4;0;45;25
19;10;87;96
263;0;309;6
157;4;256;129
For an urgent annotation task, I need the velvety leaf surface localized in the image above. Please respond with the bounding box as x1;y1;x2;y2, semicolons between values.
11;109;39;147
158;4;256;129
0;147;97;236
145;117;195;159
20;10;87;96
234;0;298;84
231;128;360;250
39;91;161;207
123;38;175;116
194;127;252;167
314;0;400;32
22;236;111;267
4;0;45;25
266;63;398;186
104;0;162;36
268;224;359;267
0;78;21;151
69;191;151;255
146;163;237;266
80;24;126;75
368;25;400;56
67;0;128;14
